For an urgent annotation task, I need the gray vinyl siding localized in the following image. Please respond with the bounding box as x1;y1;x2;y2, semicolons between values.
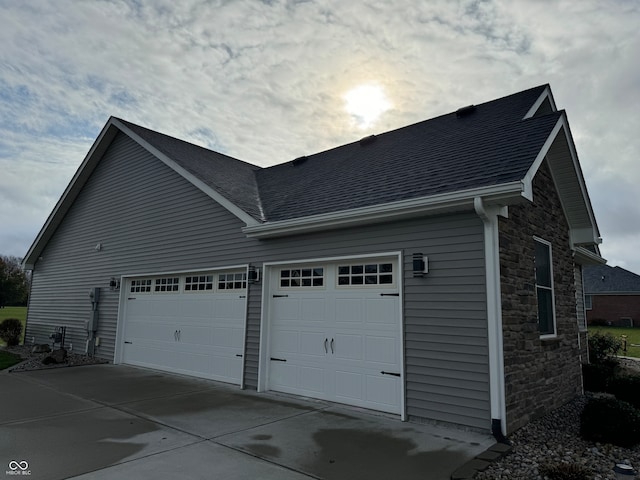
27;132;490;430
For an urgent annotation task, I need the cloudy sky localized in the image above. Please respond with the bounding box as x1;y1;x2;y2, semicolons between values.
1;0;639;273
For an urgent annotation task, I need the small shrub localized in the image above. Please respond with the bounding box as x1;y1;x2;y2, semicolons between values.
610;375;640;410
588;332;622;364
0;318;22;346
582;361;619;392
539;462;593;480
580;396;640;447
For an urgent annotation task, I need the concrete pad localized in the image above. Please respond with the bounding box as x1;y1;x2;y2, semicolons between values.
18;364;220;405
0;406;200;480
119;387;321;438
218;406;494;480
69;441;315;480
0;374;97;424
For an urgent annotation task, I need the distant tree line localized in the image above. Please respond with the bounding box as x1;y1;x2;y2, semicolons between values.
0;256;30;307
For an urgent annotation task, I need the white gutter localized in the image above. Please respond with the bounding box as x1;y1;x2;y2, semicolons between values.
244;182;524;239
474;196;508;438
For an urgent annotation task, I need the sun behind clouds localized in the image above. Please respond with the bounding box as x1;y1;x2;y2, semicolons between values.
343;84;392;129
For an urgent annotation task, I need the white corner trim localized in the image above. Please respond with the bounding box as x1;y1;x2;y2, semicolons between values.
523;85;557;120
113;119;260;227
244;182;524;239
474;196;507;436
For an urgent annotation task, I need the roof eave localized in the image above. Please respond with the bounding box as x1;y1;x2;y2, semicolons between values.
522;113;602;250
573;246;606;266
242;182;525;239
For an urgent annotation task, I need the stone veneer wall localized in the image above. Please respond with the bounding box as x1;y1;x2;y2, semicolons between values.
499;159;583;433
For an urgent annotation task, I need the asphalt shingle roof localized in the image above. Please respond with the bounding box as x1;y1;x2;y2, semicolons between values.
115;85;558;223
584;265;640;294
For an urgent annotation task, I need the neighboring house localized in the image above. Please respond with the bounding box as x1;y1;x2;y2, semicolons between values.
22;84;603;437
584;264;640;327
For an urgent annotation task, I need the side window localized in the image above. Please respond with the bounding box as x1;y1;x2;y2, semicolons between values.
584;295;592;310
534;239;555;336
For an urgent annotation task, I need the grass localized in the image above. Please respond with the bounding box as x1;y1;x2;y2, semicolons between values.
589;325;640;359
0;306;27;347
0;350;22;370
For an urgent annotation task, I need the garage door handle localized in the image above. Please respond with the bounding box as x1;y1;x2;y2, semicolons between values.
380;293;399;297
270;357;287;362
124;341;132;344
381;371;401;377
330;338;334;354
236;354;243;357
273;294;289;298
324;338;328;353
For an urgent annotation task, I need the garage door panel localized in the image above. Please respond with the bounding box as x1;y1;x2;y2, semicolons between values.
122;271;247;386
335;298;364;324
215;297;245;319
299;366;325;393
301;298;325;322
299;331;328;357
335;370;363;401
365;335;398;365
271;329;300;354
150;298;182;316
332;333;363;361
272;299;301;323
367;374;400;409
366;298;399;325
268;259;401;415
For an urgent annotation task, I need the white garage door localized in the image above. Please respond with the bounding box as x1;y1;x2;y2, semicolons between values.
267;257;402;414
121;270;247;385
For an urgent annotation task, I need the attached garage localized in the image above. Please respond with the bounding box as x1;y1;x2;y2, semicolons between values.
261;255;404;416
117;268;248;385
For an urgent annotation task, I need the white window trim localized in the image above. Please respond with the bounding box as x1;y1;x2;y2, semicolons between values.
534;236;557;338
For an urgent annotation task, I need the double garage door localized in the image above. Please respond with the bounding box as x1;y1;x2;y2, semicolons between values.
121;270;247;385
266;257;402;414
119;256;402;415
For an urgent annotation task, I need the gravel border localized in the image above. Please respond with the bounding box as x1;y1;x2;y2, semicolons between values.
2;344;109;372
476;361;640;480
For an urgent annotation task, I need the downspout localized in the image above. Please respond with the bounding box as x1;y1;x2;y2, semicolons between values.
474;196;509;443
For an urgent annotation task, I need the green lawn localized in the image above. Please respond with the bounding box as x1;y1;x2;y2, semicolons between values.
589;325;640;358
0;306;27;347
0;350;22;370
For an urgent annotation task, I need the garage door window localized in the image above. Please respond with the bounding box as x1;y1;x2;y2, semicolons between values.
337;263;394;286
219;273;247;290
130;279;152;293
155;277;180;292
280;268;324;288
185;275;214;292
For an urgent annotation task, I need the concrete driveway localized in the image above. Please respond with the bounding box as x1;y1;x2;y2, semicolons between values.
0;365;495;480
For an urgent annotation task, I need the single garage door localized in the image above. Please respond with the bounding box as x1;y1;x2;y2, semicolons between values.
267;257;402;414
121;270;247;385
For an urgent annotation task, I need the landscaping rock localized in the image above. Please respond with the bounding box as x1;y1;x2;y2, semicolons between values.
31;344;51;354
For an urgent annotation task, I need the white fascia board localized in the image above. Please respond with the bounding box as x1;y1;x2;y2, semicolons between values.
23;119;120;269
243;182;524;239
521;116;564;201
523;113;601;245
571;227;602;247
112;119;260;227
573;246;606;266
523;85;557;120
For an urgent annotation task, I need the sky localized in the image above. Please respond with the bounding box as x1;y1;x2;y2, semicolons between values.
1;0;639;273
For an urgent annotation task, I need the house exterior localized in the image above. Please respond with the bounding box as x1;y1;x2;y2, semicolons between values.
584;264;640;327
22;84;603;437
